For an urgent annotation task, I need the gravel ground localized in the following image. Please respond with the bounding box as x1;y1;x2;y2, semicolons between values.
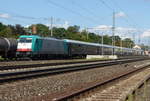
0;60;150;101
77;68;150;101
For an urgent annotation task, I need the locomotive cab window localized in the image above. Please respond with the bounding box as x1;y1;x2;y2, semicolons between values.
19;38;32;43
19;38;26;43
26;38;32;43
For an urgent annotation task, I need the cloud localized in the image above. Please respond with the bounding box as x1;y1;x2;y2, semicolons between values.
61;21;69;29
115;11;126;18
0;13;10;19
92;25;136;32
91;25;136;32
141;29;150;37
94;25;112;30
88;25;139;39
88;25;150;45
24;24;31;28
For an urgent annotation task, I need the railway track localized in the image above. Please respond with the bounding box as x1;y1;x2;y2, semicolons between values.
0;56;148;70
74;68;150;101
50;60;150;101
0;57;149;84
0;59;112;70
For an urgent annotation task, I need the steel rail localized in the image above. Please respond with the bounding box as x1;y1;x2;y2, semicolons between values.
0;58;148;84
0;56;148;70
53;61;150;101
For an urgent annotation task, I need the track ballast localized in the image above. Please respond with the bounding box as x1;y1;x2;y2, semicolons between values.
0;57;149;84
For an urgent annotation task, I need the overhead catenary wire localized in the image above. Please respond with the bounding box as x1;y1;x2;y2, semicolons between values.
97;0;114;11
96;0;144;45
0;9;68;27
97;0;139;30
108;0;146;45
0;10;43;25
97;0;133;31
45;0;101;25
69;0;108;22
108;0;140;29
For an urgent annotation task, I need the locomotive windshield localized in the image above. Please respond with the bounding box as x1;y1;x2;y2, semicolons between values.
19;38;32;43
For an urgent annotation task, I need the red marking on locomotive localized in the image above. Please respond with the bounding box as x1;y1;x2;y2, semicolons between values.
17;49;32;52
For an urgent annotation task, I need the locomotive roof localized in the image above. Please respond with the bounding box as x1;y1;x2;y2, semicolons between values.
41;37;64;41
19;35;41;38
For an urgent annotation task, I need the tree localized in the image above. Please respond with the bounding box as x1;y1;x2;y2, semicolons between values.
52;27;67;38
67;25;80;33
103;35;112;45
0;22;6;31
122;38;134;48
80;30;89;41
0;27;13;38
110;36;121;46
29;24;49;36
15;24;26;35
8;24;26;37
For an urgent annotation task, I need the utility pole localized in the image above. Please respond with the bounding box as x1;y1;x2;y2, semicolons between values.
138;34;141;45
86;28;88;40
112;11;115;55
119;31;123;55
121;38;123;55
132;32;135;48
101;32;104;55
50;17;53;37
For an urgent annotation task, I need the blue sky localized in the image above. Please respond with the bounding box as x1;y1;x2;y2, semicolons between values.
0;0;150;45
0;0;149;28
